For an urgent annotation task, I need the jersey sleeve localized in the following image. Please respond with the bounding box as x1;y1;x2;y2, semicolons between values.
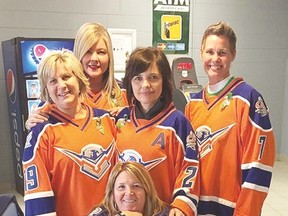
170;113;200;216
22;125;56;216
234;90;275;215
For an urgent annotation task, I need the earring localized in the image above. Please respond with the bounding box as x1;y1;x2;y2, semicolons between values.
113;201;118;210
48;96;54;103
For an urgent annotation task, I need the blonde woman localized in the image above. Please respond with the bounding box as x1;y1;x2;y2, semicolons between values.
74;22;127;110
25;22;128;129
23;50;117;216
89;162;170;216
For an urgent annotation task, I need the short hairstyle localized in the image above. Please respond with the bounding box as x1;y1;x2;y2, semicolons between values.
37;50;89;102
123;47;174;108
102;162;167;216
201;21;237;54
74;22;124;107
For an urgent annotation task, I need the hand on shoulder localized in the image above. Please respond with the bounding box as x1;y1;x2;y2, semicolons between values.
25;110;49;130
108;106;126;116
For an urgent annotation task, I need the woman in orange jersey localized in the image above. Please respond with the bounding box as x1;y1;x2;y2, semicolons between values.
115;47;200;216
89;162;170;216
25;22;128;129
185;21;275;215
22;50;117;216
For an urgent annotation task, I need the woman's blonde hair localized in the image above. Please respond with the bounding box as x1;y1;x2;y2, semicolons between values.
103;162;167;216
37;50;89;102
73;22;124;107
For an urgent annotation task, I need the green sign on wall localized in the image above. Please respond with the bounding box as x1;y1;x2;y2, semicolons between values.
152;0;190;54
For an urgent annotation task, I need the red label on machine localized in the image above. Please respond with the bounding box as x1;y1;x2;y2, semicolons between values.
177;62;192;70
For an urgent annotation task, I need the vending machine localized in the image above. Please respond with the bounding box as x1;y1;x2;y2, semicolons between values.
2;37;74;195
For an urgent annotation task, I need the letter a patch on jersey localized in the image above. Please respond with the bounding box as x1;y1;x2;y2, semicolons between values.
151;132;165;149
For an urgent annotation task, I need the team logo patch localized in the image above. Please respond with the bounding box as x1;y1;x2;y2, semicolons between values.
255;96;268;117
55;143;114;180
118;149;166;171
186;131;197;150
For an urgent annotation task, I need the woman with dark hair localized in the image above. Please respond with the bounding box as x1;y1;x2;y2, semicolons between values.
116;47;200;216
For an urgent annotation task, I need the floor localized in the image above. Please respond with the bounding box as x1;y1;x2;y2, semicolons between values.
4;160;288;215
261;160;288;216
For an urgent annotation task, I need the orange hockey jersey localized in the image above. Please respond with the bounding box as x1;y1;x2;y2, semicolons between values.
23;103;117;216
185;77;275;216
116;103;200;216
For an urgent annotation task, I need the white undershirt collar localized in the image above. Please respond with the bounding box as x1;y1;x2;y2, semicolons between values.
207;75;233;94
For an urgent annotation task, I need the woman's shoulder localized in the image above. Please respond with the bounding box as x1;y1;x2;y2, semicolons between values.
231;77;262;99
155;206;170;216
88;206;108;216
88;206;129;216
169;107;191;124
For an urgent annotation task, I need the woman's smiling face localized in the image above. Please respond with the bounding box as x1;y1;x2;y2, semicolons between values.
113;171;146;213
46;63;80;114
201;35;236;85
81;38;109;79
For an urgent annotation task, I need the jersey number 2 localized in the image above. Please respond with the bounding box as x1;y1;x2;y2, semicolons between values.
183;166;197;187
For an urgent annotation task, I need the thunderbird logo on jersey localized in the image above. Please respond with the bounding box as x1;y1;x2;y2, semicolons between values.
55;143;114;181
196;124;235;158
118;149;166;171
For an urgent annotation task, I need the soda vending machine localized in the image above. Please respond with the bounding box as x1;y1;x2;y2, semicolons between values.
2;37;74;195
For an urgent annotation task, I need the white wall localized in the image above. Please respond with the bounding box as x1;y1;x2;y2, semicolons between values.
0;0;287;192
281;52;288;161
